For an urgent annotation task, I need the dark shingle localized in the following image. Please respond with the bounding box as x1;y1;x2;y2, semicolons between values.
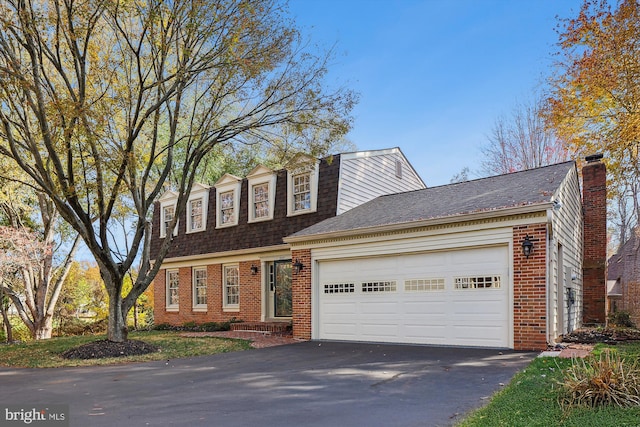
289;161;575;238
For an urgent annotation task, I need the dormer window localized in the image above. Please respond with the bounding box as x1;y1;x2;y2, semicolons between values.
158;190;179;238
215;174;241;228
293;173;311;211
247;165;276;223
189;199;203;230
253;184;269;218
186;183;210;234
220;191;235;224
286;155;319;217
163;205;176;237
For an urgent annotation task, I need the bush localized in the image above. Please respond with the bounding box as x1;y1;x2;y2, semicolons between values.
153;321;235;332
608;311;636;328
558;349;640;409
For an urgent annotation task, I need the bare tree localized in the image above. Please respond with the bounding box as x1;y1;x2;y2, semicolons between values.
0;0;355;342
482;96;569;176
0;194;80;339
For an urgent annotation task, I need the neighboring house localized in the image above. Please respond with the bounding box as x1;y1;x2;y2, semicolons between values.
150;148;425;328
151;150;607;351
607;227;640;325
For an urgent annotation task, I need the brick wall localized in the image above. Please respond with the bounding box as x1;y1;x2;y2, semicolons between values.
153;260;262;326
582;157;607;324
513;224;548;351
291;249;312;339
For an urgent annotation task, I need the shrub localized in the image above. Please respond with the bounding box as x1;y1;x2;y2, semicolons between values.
152;321;234;332
608;310;636;328
558;349;640;409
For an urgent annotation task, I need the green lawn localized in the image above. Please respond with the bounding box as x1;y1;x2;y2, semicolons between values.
0;330;252;368
458;342;640;426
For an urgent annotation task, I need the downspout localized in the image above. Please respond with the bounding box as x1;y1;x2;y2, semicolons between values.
546;207;554;346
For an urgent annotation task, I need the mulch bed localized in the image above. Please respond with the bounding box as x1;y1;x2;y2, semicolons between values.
61;339;160;360
562;328;640;344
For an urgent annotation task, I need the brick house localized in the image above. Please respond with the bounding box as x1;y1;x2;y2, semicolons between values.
151;148;425;328
607;227;640;325
151;151;607;351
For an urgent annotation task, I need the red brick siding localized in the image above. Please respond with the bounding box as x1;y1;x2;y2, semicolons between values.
582;160;607;324
291;249;312;339
513;224;548;351
153;261;262;326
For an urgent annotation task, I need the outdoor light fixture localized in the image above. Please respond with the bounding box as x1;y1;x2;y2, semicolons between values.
293;259;304;273
522;235;534;258
250;265;259;275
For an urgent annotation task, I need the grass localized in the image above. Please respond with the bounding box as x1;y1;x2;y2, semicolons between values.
458;342;640;426
0;330;252;368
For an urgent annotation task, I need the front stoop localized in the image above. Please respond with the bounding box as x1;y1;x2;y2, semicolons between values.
231;321;292;335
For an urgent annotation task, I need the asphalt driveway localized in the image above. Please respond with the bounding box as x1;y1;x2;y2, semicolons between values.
0;341;535;427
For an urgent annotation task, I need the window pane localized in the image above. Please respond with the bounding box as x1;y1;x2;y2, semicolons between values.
194;268;207;306
224;266;239;306
253;183;269;218
190;199;203;231
163;205;175;235
293;173;311;211
168;270;179;306
220;191;234;224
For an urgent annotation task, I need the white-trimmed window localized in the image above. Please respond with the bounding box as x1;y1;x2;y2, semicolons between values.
454;276;501;289
192;267;207;310
214;174;241;228
186;184;210;233
166;269;179;310
405;278;445;292
362;281;397;293
323;283;355;294
223;264;239;310
220;191;235;224
247;166;276;223
162;205;176;238
287;160;319;216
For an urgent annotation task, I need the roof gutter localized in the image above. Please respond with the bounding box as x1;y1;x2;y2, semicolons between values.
284;202;554;244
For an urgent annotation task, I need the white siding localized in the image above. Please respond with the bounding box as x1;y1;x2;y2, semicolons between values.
548;166;583;342
337;148;425;215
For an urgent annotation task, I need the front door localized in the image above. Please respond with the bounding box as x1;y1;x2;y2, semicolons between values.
269;260;292;318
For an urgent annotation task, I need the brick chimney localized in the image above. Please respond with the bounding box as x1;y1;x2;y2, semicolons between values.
582;153;607;324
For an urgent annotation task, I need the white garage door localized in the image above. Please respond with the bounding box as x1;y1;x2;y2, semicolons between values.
317;246;510;348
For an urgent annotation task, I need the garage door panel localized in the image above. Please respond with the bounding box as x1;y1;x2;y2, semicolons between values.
318;246;510;348
360;323;399;338
322;302;358;315
359;302;398;314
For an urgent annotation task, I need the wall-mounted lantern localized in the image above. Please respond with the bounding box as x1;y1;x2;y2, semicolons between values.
522;235;534;258
293;259;304;274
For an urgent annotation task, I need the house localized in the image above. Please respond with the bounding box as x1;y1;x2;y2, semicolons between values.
607;227;640;325
150;148;426;328
151;150;607;351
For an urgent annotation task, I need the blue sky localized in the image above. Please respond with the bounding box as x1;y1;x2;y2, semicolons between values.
288;0;585;186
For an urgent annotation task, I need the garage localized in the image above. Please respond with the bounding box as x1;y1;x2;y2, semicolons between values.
316;246;510;348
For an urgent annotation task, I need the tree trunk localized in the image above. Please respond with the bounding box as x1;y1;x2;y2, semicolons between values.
107;288;128;342
33;315;53;340
1;306;12;342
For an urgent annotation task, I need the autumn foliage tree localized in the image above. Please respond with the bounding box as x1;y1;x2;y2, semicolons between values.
0;0;355;342
546;0;640;244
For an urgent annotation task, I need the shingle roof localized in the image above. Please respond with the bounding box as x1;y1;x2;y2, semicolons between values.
288;161;576;239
